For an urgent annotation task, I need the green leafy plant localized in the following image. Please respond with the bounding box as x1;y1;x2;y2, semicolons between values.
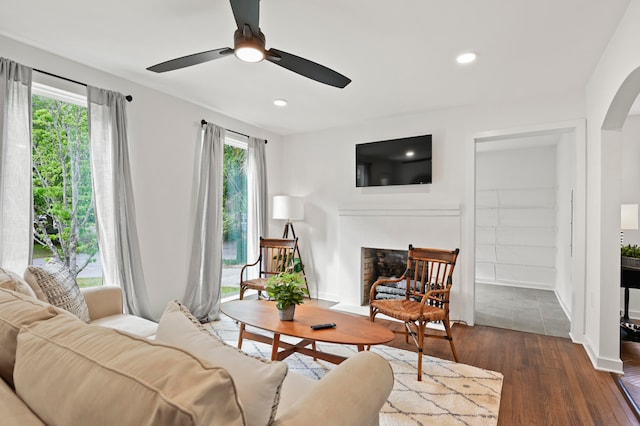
291;258;304;273
271;254;304;273
622;244;640;258
31;95;98;278
265;272;308;311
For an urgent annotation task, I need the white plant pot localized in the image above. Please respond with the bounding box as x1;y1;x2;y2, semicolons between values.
278;305;295;321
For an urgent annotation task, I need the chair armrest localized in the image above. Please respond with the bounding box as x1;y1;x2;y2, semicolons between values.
273;351;393;426
419;287;449;304
81;286;124;321
369;273;407;302
240;256;261;282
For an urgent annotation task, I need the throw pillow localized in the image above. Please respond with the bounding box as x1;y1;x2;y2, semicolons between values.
156;301;289;426
23;262;90;323
0;267;36;299
0;288;60;387
14;314;245;426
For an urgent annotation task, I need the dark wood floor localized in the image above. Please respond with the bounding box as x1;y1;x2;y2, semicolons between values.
619;335;640;420
308;299;638;425
408;324;638;426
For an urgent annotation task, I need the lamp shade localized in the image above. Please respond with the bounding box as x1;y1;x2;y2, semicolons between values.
272;196;304;221
621;204;639;230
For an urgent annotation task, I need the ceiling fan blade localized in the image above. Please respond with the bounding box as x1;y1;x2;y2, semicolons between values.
266;49;351;88
147;48;233;73
230;0;260;34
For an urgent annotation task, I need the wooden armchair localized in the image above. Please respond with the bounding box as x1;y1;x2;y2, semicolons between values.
369;245;460;381
239;237;299;300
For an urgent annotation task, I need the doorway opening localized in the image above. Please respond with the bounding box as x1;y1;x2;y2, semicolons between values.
474;129;576;337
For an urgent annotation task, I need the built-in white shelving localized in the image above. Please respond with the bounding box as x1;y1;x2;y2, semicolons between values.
476;187;557;289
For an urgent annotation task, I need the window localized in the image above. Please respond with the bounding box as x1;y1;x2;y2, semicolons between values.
31;83;102;287
222;134;248;297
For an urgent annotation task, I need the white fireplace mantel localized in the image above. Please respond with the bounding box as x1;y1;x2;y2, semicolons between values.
338;201;460;217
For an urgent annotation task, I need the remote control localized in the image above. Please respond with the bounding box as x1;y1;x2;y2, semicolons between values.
310;323;336;330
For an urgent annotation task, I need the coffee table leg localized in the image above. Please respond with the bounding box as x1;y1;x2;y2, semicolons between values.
272;333;281;361
312;341;317;360
357;344;365;352
237;323;245;349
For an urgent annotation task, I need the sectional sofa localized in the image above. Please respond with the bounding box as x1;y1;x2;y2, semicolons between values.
0;266;394;425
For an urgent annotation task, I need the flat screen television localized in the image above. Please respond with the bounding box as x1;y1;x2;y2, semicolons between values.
356;134;432;187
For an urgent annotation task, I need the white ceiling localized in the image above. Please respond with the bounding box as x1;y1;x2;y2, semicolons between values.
0;0;631;135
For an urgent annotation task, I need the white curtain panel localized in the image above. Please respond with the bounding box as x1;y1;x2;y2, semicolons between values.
0;58;32;273
246;136;268;279
87;86;154;320
183;123;225;321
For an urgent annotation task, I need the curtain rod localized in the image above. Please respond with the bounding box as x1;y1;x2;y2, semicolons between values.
200;119;267;144
33;68;133;102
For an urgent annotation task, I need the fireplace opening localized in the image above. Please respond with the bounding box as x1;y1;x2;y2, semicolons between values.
361;247;408;305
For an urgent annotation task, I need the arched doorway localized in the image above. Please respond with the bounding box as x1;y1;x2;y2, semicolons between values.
601;67;640;402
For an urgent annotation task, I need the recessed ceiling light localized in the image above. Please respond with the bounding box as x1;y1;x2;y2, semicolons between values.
274;99;288;107
456;52;477;64
406;150;415;157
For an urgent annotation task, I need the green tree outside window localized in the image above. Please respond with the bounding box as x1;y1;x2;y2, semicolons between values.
32;95;98;279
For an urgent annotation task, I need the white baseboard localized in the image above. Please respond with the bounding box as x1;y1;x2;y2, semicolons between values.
582;335;623;374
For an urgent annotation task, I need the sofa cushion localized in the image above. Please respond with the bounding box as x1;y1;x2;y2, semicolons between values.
14;314;246;426
24;262;90;323
91;313;158;338
278;368;317;411
0;288;60;387
0;267;36;299
0;376;44;425
156;301;288;426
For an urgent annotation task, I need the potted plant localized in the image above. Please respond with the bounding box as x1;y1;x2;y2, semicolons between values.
622;244;640;268
265;272;308;321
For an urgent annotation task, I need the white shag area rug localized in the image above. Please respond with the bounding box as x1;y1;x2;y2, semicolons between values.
208;315;503;426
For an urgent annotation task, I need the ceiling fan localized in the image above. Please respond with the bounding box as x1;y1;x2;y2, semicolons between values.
147;0;351;88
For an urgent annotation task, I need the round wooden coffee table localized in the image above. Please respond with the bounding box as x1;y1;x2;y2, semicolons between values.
221;300;394;364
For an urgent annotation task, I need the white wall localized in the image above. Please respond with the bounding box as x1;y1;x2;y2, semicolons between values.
585;1;640;372
0;35;283;319
475;144;558;290
556;131;576;314
279;92;585;325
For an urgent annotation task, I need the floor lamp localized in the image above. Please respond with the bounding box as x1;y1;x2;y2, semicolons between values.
272;195;309;294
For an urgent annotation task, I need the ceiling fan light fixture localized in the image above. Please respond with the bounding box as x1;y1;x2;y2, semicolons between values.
146;2;351;88
235;46;264;63
234;28;266;63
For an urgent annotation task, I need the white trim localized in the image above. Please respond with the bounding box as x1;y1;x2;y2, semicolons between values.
466;119;587;340
338;207;460;217
225;133;248;149
32;82;86;107
583;335;624;374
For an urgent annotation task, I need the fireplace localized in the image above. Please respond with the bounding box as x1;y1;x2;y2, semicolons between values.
336;202;460;310
361;247;408;305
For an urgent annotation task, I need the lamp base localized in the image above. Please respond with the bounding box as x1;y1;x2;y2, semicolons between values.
282;221;296;239
280;221;310;297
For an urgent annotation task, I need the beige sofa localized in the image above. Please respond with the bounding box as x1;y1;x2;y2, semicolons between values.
0;275;394;425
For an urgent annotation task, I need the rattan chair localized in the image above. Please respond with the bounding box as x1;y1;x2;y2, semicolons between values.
369;245;460;381
239;237;299;300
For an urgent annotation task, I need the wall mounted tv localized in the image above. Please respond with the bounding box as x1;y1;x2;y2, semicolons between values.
355;134;432;187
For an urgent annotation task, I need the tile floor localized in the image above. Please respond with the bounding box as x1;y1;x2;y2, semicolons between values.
475;283;571;338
